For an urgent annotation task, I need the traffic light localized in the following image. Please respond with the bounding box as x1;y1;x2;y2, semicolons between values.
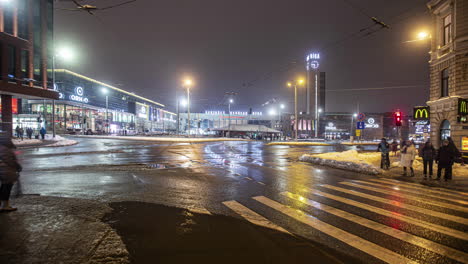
394;111;402;126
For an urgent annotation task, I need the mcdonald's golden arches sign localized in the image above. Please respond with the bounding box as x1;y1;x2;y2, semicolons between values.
413;106;430;120
459;99;468;116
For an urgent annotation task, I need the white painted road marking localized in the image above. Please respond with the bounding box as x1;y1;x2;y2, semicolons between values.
321;184;468;225
253;196;418;264
282;191;468;264
222;200;290;234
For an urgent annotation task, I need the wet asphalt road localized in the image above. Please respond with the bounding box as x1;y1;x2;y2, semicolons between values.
15;137;468;264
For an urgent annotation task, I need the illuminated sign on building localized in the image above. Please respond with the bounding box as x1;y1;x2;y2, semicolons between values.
136;103;149;119
462;136;468;151
69;86;89;103
365;118;379;128
306;53;320;61
415;120;430;134
459;99;468;116
413;106;430;120
306;53;320;71
325;122;337;130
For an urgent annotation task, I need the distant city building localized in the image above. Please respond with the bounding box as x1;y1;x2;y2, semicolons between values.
305;53;326;135
0;0;59;136
427;0;468;151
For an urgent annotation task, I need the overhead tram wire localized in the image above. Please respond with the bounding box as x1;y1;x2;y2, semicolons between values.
327;85;425;92
240;1;425;89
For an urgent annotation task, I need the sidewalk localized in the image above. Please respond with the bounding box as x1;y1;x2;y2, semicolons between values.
300;150;468;192
0;195;129;264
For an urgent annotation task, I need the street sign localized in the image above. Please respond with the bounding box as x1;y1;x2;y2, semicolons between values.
357;113;366;121
357;121;365;129
356;129;361;137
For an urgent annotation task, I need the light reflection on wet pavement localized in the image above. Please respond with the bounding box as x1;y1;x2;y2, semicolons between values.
14;137;468;264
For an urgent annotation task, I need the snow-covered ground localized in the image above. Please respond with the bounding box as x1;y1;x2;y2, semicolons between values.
13;135;78;147
341;141;379;145
73;135;250;143
12;138;42;146
300;150;468;177
300;150;382;175
268;142;331;146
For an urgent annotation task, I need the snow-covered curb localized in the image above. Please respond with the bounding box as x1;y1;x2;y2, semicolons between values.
341;142;378;145
43;139;78;147
300;150;383;175
12;139;42;146
71;135;251;143
268;142;331;146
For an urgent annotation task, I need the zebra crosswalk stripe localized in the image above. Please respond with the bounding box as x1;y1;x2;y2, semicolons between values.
222;200;291;234
351;180;468;206
321;184;468;225
370;179;468;199
253;196;418;264
281;191;468;264
311;189;468;240
340;181;468;213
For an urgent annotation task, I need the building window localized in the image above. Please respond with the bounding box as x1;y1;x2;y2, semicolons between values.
21;50;29;79
7;45;16;80
18;0;29;40
443;14;452;46
441;68;449;97
3;7;14;35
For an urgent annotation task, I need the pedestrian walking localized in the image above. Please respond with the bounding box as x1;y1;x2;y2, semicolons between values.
391;140;399;156
377;138;390;170
40;127;46;140
400;140;417;177
419;141;436;179
0;133;22;212
15;125;20;138
436;140;457;181
447;137;463;164
26;127;33;139
18;127;24;141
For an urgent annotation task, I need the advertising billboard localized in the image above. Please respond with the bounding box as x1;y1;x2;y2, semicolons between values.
136;103;148;120
462;137;468;151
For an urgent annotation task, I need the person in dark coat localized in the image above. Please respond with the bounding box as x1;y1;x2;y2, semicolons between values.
436;140;455;181
419;141;436;179
377;138;390;170
26;128;33;139
0;134;22;212
40;127;46;140
390;140;399;156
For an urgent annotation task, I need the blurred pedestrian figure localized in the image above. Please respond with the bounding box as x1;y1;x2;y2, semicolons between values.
0;133;22;212
40;127;46;140
400;140;417;177
15;125;20;138
26;127;33;139
18;127;24;141
436;140;456;181
419;141;436;179
377;138;390;170
391;140;399;156
447;137;463;165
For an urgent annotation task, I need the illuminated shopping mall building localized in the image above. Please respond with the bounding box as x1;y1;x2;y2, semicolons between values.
19;70;177;134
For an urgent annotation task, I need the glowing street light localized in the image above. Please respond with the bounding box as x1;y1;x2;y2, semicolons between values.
269;109;277;116
56;46;75;62
287;78;305;141
183;78;193;136
417;31;430;40
280;104;285;109
180;98;187;107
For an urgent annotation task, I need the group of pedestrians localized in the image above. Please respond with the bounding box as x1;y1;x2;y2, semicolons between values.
378;137;462;181
14;126;47;140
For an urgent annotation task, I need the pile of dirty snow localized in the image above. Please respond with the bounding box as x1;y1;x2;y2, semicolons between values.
300;150;383;175
12;138;43;146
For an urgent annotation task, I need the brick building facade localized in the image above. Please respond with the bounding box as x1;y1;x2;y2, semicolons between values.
427;0;468;150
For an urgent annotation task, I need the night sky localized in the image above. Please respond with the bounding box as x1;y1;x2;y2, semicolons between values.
55;0;430;114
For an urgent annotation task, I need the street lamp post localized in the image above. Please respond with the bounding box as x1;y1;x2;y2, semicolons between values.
102;88;109;135
288;79;304;141
316;108;322;138
228;98;233;137
183;79;192;137
350;113;357;141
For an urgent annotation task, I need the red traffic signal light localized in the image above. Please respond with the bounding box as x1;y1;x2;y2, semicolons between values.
394;111;402;126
